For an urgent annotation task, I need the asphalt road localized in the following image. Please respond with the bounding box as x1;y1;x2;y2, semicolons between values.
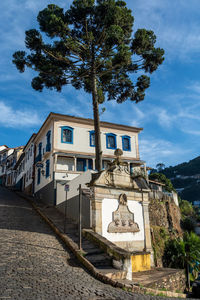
0;187;192;300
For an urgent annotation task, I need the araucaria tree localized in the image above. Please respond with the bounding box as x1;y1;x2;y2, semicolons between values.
13;0;164;171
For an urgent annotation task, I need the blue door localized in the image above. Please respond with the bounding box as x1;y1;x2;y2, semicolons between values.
77;158;87;171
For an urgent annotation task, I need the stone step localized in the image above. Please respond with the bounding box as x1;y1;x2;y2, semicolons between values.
84;248;104;255
86;253;112;267
98;268;127;280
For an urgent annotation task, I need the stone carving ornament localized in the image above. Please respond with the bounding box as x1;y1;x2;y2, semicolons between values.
107;194;140;233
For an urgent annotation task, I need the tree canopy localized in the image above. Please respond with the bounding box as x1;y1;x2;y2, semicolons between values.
164;232;200;288
13;0;164;170
149;172;174;192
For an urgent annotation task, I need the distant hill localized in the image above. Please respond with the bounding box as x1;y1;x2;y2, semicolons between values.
157;156;200;203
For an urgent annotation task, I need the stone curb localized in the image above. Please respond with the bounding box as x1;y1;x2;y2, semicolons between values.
16;192;188;299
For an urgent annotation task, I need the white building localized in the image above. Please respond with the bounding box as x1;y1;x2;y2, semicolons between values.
34;112;145;205
0;146;14;185
15;134;36;194
6;146;24;187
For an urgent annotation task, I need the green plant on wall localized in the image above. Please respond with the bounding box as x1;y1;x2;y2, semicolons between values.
163;232;200;289
149;173;174;192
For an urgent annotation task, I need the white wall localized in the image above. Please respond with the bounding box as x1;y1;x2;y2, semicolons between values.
55;172;80;181
57;157;74;171
36;124;53;157
34;123;54;193
34;155;54;193
24;142;34;189
102;198;144;242
54;121;138;159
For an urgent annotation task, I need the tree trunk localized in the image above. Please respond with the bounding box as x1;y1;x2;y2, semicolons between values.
91;60;102;172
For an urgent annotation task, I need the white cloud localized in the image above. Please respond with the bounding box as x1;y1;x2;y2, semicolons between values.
0;101;41;128
139;138;189;167
129;0;200;61
181;129;200;136
187;81;200;95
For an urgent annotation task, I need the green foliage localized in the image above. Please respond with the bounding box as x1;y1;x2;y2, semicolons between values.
12;0;164;171
181;217;196;233
180;200;195;217
151;226;170;266
149;172;174;192
164;232;200;269
13;0;164;103
180;183;200;202
164;232;200;287
179;200;196;233
171;177;197;188
161;156;200;178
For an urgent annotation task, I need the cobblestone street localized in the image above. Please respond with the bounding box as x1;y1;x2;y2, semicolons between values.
0;187;191;300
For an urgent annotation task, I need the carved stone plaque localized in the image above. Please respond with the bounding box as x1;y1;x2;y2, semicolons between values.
107;194;140;233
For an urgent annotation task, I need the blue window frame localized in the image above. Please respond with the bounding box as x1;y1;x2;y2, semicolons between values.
35;142;42;163
46;160;50;178
89;130;95;147
77;158;87;172
88;159;93;170
46;130;51;152
61;126;73;144
38;142;42;155
37;168;41;185
122;135;131;151
106;133;117;150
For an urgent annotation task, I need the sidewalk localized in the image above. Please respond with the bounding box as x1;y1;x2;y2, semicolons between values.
16;191;188;299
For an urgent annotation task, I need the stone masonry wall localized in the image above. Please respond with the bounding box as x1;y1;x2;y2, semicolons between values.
149;197;182;235
145;269;186;293
149;196;182;267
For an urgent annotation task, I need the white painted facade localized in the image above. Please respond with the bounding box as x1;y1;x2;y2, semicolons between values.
23;135;36;192
54;120;138;158
102;198;145;244
33;113;144;205
15;157;25;186
34;123;54;193
6;147;24;187
0;148;14;179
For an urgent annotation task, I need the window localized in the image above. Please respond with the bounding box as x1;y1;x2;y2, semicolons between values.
106;133;117;149
89;130;95;147
88;159;93;170
46;160;50;178
61;126;73;144
35;142;42;163
37;168;41;185
122;136;131;151
46;130;51;152
77;158;86;172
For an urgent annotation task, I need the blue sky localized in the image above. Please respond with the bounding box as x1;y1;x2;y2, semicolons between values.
1;0;200;168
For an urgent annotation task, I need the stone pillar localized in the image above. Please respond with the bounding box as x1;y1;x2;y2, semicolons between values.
92;158;95;170
74;157;77;171
141;192;154;266
54;154;58;172
91;196;102;235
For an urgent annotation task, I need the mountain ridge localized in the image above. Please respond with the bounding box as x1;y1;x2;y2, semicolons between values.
157;156;200;203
